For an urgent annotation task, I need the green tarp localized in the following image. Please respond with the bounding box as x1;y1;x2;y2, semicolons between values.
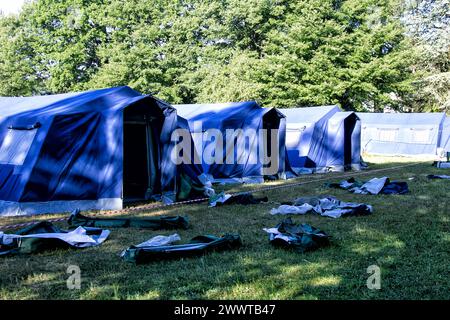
68;209;189;230
122;234;242;264
0;221;109;256
264;218;330;252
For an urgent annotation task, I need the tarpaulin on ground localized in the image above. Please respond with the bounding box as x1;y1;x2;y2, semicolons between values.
209;192;268;207
263;218;330;252
427;174;450;180
434;161;450;169
68;209;189;229
121;234;242;264
270;196;373;218
327;177;409;195
0;221;109;256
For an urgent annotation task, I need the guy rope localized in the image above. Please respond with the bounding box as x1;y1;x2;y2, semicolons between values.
0;161;428;231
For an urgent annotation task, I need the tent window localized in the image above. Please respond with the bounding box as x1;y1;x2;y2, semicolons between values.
286;131;299;146
377;128;397;142
412;129;430;144
0;129;37;165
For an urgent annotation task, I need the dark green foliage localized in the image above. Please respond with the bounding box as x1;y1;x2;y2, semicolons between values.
0;0;425;110
401;0;449;113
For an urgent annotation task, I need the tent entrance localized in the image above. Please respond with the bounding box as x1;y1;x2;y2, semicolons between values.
123;107;161;202
344;116;356;170
262;109;282;178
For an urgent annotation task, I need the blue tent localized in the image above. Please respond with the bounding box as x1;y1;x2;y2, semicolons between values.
280;106;360;173
0;86;181;216
357;112;446;156
440;116;450;153
327;111;362;171
174;102;287;184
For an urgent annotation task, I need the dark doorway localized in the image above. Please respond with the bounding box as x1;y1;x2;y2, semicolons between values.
123;102;162;202
123;122;149;200
262;109;282;178
344;116;356;170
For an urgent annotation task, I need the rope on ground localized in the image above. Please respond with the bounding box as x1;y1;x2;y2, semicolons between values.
0;161;428;231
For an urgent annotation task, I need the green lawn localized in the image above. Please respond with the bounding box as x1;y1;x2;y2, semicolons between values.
1;158;449;300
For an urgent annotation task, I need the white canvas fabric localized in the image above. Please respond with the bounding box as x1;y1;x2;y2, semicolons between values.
209;193;233;207
0;227;110;248
270;204;314;215
270;196;373;219
263;228;292;243
135;234;181;248
351;177;388;194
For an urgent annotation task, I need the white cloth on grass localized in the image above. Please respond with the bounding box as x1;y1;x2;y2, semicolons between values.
270;196;373;219
351;177;388;195
209;193;233;207
0;227;110;248
270;203;314;215
263;228;292;243
135;234;181;248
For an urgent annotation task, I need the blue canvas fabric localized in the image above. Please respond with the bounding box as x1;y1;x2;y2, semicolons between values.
357;112;446;156
0;86;179;216
440;116;450;153
327;112;362;171
174;102;287;184
280;106;360;173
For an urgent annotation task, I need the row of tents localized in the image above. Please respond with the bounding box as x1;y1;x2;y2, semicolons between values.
0;86;448;216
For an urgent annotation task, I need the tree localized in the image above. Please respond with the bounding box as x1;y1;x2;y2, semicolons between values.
0;15;38;96
401;0;450;112
0;0;420;112
258;0;417;110
191;0;418;110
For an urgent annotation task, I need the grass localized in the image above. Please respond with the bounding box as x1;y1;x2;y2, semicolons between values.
1;157;449;300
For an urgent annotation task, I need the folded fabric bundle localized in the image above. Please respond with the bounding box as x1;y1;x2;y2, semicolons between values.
68;209;189;230
264;218;330;253
326;177;409;195
209;192;268;207
433;161;450;169
121;234;242;264
271;196;372;218
0;221;109;256
427;174;450;180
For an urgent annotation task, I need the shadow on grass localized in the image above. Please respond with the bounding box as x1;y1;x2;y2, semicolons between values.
1;162;449;300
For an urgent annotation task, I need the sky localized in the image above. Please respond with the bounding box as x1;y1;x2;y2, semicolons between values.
0;0;25;15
